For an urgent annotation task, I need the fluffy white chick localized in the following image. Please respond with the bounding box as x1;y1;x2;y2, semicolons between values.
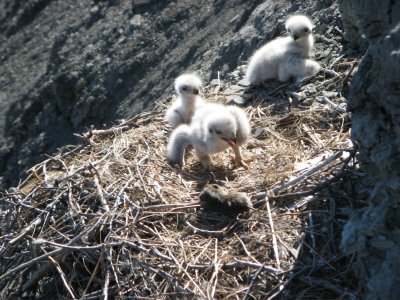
165;73;204;128
167;103;250;170
246;15;320;84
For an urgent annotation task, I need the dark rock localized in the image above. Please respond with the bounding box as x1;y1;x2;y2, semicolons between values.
226;95;246;105
224;85;245;94
339;0;400;299
0;0;253;189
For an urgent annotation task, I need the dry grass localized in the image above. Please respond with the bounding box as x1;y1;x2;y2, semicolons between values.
0;58;360;299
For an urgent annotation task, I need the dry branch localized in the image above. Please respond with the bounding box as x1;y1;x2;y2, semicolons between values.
266;197;281;270
270;151;343;195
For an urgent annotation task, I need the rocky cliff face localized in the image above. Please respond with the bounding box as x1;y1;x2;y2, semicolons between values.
0;0;340;189
0;0;258;188
339;0;400;298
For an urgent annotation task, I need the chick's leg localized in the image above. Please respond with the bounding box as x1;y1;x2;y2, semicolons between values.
232;146;249;169
195;149;212;170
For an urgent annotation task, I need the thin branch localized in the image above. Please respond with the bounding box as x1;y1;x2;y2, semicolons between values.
270;151;343;195
47;255;77;299
266;198;281;270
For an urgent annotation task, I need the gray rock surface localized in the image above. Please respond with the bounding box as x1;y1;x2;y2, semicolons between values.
339;0;400;298
0;0;257;188
0;0;340;189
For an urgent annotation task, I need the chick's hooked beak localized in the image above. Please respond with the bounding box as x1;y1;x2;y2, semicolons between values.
223;137;236;148
192;88;199;95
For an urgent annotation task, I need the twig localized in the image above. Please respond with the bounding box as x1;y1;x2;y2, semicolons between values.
47;255;77;299
167;248;206;298
0;196;46;214
314;73;342;91
76;112;158;140
275;234;300;259
318;96;346;113
103;259;110;300
252;190;312;201
81;246;106;300
266;198;280;270
302;124;324;148
91;166;110;212
135;155;150;202
9;216;42;245
323;69;340;77
84;126;129;138
225;260;280;275
107;246;122;299
142;202;201;211
270;151;343;195
42;162;49;185
243;265;265;300
184;220;225;237
59;151;112;182
214;71;221;100
21;263;54;293
146;265;194;295
254;155;355;202
267;269;307;300
149;180;166;203
328;54;345;69
208;239;220;299
265;127;290;143
308;212;317;264
341;61;358;88
266;82;288;95
287;195;316;210
293;69;321;86
302;276;345;295
235;233;261;264
117;175;136;197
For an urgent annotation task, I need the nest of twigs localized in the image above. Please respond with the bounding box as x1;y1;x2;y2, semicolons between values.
0;57;360;299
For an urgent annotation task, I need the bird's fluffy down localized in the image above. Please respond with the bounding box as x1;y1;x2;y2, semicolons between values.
167;103;250;170
246;15;320;84
165;73;204;128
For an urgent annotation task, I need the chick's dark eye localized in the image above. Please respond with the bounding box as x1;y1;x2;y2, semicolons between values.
303;28;309;32
181;86;188;91
215;130;222;134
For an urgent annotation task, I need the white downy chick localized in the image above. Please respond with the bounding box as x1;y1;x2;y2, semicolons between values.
165;73;204;128
246;15;320;84
167;103;250;170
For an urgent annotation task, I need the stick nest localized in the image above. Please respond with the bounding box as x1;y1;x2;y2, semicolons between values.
0;57;360;299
